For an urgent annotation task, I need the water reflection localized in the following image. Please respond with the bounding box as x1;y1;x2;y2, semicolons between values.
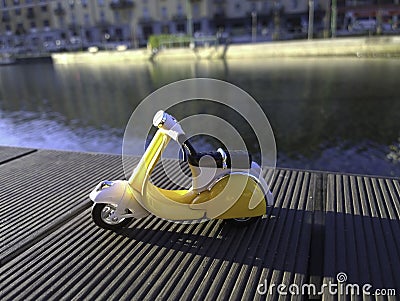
0;58;399;177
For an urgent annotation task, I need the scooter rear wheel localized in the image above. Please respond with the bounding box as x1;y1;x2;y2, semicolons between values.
225;216;260;226
92;203;133;230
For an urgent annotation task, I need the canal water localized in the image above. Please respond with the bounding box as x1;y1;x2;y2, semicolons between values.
0;57;399;177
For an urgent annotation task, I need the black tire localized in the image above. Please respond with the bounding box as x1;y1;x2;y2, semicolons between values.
91;203;133;231
225;216;260;227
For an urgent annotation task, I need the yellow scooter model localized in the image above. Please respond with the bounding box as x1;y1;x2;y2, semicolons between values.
90;111;273;230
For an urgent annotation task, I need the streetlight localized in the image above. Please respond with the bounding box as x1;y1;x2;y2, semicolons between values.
308;0;314;39
331;0;337;37
273;0;281;40
252;11;257;43
186;0;193;37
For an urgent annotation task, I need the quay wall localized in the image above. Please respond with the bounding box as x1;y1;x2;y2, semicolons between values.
51;36;400;64
226;36;400;59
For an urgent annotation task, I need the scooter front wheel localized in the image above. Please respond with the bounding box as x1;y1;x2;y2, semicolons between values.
91;203;133;230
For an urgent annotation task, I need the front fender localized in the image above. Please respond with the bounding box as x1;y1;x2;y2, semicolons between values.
89;180;150;219
89;180;127;204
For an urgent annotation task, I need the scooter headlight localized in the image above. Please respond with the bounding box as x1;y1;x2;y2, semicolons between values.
153;110;177;130
153;110;167;128
97;180;115;191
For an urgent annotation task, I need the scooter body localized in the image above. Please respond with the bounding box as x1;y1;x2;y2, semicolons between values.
90;111;273;229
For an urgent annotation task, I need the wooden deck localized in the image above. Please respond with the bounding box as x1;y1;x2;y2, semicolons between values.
0;146;398;300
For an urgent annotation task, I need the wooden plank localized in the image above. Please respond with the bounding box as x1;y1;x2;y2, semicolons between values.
0;146;36;164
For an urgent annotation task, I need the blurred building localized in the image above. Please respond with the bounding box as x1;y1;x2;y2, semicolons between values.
0;0;57;52
0;0;212;51
338;0;400;34
209;0;326;40
134;0;210;46
0;0;398;54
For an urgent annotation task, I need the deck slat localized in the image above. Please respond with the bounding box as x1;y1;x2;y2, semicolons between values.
0;146;36;164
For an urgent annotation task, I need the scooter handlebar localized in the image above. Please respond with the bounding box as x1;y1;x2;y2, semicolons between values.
151;110;201;160
153;110;187;144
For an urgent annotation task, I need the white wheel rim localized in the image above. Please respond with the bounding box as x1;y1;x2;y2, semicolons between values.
101;204;125;225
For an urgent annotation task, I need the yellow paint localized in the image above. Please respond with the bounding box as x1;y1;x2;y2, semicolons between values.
214;177;266;219
128;129;169;192
128;130;205;220
190;174;266;219
128;129;266;221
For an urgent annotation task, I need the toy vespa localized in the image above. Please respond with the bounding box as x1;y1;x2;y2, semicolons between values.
90;110;273;230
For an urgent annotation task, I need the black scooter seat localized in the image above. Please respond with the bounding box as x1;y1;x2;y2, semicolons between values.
187;150;252;169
